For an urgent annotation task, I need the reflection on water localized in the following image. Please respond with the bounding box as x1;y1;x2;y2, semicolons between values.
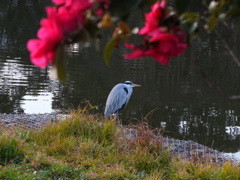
0;0;240;155
157;106;240;150
21;92;54;114
226;126;240;137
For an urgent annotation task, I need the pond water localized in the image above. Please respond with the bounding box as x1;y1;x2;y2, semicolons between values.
1;0;240;157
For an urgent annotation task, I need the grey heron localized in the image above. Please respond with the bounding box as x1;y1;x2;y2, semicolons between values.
104;81;141;119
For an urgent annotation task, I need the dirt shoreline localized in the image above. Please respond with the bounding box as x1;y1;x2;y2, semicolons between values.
0;113;239;164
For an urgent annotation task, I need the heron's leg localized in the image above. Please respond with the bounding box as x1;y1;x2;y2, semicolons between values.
111;113;118;121
111;112;122;126
116;111;119;121
116;111;123;126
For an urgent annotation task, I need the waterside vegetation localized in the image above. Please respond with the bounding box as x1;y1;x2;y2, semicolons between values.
0;109;239;179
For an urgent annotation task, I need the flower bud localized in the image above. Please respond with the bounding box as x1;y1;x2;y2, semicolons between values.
209;1;219;13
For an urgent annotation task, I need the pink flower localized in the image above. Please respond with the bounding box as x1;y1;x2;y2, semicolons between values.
27;0;111;69
27;10;64;68
92;0;110;17
44;0;93;35
55;7;85;33
52;0;73;6
27;19;64;68
27;0;93;68
140;0;166;35
149;29;187;56
68;0;93;12
125;30;188;65
27;39;55;68
47;0;92;34
124;0;188;65
96;9;104;16
37;17;63;42
52;0;66;5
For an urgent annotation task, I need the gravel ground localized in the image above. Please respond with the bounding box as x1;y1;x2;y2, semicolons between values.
124;128;240;164
0;113;68;129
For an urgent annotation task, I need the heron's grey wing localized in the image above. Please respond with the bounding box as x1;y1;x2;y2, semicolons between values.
104;84;130;118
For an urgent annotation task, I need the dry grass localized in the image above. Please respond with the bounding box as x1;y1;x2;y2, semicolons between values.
0;109;239;179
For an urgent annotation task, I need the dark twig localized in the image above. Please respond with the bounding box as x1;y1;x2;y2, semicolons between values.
194;56;240;100
214;30;240;67
196;14;240;99
143;108;159;122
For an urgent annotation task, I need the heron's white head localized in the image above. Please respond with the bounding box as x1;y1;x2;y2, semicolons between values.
124;81;141;87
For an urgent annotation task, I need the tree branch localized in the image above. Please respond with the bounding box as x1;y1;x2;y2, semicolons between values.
214;30;240;67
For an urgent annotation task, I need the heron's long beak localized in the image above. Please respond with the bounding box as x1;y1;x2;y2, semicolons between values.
133;84;141;87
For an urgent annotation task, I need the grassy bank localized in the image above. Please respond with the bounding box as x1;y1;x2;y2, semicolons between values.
0;109;239;179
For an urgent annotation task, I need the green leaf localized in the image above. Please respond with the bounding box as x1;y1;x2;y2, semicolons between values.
181;12;200;18
103;38;117;66
180;12;200;24
189;22;198;33
205;15;218;32
54;44;67;82
227;7;240;17
176;0;190;15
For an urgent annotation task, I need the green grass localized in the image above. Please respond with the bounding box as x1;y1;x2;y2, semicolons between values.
0;109;239;179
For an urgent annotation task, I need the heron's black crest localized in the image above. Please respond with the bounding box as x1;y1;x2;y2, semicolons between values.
124;81;133;85
123;87;128;94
